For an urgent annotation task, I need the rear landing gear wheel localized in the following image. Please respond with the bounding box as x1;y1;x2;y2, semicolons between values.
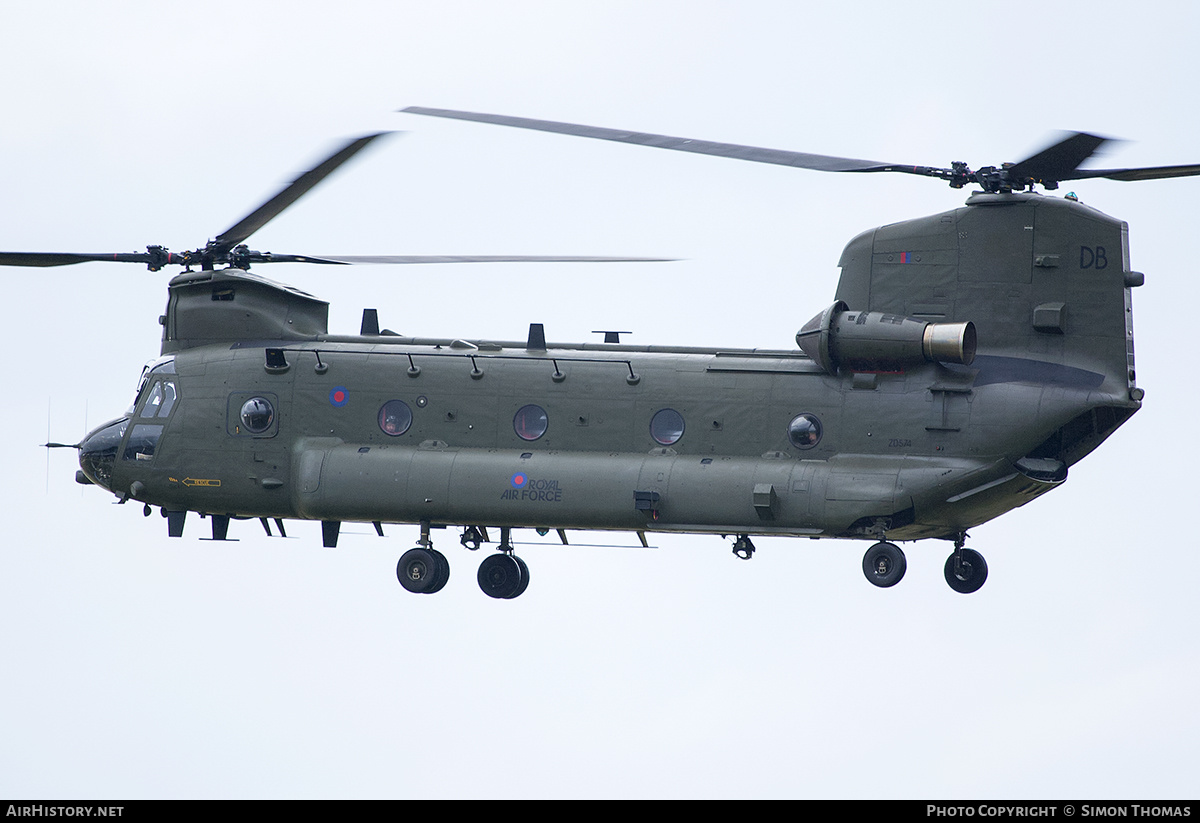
944;548;988;594
397;547;449;594
478;553;527;599
862;541;907;588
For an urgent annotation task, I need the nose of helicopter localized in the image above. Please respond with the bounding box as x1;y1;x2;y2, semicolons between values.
77;417;129;492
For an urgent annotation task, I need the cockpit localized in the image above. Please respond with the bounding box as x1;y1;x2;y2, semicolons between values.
79;357;178;492
128;356;177;414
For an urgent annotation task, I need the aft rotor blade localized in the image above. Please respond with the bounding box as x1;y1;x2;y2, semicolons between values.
1062;163;1200;182
400;106;917;174
1005;132;1110;186
211;132;393;255
267;254;676;265
1008;131;1200;183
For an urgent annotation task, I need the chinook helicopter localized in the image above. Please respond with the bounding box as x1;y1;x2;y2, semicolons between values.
12;110;1200;599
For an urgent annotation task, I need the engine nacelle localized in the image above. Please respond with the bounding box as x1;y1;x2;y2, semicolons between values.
796;301;976;374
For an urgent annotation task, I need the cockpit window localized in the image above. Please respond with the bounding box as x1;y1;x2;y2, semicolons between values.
123;424;164;461
79;418;128;487
139;380;178;418
129;357;176;413
158;381;177;417
141;382;162;416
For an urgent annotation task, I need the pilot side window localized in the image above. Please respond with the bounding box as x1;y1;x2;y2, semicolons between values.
140;380;178;418
123;424;164;461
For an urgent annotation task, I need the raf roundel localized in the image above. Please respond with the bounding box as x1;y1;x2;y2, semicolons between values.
510;472;529;489
329;386;349;407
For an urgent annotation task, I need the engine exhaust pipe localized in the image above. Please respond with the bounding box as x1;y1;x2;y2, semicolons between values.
797;301;976;374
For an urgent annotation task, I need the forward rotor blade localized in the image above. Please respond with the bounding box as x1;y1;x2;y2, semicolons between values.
211;132;393;255
401;106;906;174
0;252;155;268
0;250;672;268
267;254;676;265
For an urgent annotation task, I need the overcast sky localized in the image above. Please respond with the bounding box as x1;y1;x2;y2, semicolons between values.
2;0;1198;799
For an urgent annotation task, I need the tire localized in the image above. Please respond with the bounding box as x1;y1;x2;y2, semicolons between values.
944;548;988;594
862;541;907;588
397;548;441;594
509;555;530;598
426;548;450;594
478;553;523;599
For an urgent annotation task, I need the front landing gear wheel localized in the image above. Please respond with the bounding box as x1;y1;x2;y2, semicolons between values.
511;555;530;598
397;547;449;594
862;541;907;588
944;548;988;594
426;548;449;593
478;553;528;599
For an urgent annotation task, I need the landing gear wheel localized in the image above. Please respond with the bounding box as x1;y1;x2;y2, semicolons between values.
862;541;907;588
511;555;530;598
426;548;450;593
397;547;449;594
944;548;988;594
477;553;526;599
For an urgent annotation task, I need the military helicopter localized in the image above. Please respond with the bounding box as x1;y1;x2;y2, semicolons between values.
11;109;1199;599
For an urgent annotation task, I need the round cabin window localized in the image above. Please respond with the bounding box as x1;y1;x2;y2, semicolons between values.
378;400;413;436
240;397;275;434
650;408;685;446
787;413;822;450
513;404;549;441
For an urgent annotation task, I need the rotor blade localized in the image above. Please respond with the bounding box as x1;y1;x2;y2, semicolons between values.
0;250;673;268
0;252;154;267
211;132;393;255
1062;163;1200;182
263;254;676;265
401;106;912;174
1005;132;1109;185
